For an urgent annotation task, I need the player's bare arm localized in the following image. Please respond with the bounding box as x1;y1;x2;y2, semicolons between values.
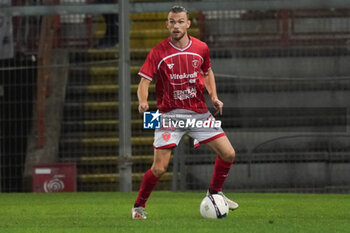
204;69;223;115
137;78;151;113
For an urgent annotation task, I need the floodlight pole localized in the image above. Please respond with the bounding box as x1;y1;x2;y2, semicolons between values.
118;0;132;192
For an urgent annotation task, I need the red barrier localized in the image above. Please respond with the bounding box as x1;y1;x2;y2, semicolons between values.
33;163;76;193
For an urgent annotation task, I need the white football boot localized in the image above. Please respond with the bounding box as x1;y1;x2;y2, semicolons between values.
131;207;147;219
207;190;239;211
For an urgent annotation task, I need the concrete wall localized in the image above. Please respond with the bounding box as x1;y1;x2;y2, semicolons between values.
187;162;350;192
212;56;350;78
23;50;69;190
205;16;350;35
195;55;350;191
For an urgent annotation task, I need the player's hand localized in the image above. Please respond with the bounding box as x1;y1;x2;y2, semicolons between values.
212;98;223;116
138;101;149;114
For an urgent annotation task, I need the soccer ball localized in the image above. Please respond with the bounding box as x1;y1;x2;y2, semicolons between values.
200;194;229;219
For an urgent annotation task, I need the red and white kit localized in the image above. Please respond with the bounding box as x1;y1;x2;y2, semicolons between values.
139;36;226;148
139;36;211;113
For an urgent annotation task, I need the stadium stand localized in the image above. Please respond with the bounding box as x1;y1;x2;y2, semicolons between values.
183;9;350;191
1;1;349;193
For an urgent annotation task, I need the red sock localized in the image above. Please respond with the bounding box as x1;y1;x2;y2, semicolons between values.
209;156;233;192
135;169;159;207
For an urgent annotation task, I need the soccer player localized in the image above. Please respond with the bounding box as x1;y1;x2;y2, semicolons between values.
132;5;238;219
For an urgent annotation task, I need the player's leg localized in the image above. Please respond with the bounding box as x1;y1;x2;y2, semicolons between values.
206;135;235;191
187;111;235;193
207;135;235;161
132;110;185;218
132;148;172;219
206;136;238;210
134;148;172;205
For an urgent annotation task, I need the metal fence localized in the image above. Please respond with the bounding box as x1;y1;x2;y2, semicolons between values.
0;0;349;193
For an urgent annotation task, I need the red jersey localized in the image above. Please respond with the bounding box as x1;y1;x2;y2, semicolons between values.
138;36;211;113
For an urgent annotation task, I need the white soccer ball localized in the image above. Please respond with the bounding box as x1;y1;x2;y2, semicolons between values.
200;194;229;219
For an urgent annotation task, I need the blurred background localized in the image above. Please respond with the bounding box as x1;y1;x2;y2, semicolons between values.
0;0;349;193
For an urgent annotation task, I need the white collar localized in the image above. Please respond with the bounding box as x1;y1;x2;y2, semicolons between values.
169;37;192;51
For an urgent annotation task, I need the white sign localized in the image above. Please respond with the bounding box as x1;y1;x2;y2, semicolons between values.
35;168;52;175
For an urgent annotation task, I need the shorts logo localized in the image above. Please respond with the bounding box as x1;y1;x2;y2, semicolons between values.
162;132;171;141
192;59;200;68
143;110;162;129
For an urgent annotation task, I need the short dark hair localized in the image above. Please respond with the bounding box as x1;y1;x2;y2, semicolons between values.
169;5;189;19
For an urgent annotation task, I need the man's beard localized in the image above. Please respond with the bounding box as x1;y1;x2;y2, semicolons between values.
171;31;186;41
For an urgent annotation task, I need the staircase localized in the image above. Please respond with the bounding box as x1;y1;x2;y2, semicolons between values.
59;11;202;191
59;49;155;191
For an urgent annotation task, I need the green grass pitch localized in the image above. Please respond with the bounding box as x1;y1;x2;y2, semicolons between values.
0;192;349;233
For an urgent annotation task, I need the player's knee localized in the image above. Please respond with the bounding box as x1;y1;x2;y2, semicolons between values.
151;166;167;177
220;148;235;162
